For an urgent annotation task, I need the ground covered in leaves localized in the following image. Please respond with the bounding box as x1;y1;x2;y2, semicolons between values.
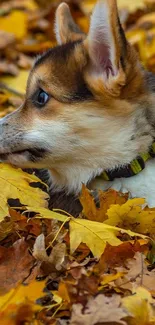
0;0;155;324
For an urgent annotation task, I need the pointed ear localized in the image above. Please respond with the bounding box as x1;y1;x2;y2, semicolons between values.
84;0;130;96
55;3;85;45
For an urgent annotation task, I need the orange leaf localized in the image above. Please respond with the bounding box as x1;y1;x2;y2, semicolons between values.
80;185;128;222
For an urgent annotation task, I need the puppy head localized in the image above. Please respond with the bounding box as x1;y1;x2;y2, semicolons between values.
0;0;151;191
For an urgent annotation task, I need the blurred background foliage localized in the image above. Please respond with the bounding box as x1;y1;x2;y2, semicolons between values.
0;0;155;117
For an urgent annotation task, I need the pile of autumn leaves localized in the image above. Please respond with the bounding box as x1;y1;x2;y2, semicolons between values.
0;164;154;325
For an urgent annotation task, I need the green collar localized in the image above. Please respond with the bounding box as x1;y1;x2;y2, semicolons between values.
101;141;155;181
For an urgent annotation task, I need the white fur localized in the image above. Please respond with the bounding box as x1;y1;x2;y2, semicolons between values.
88;0;117;77
55;14;62;45
90;159;155;207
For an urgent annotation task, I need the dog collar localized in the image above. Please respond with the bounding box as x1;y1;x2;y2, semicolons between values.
101;141;155;181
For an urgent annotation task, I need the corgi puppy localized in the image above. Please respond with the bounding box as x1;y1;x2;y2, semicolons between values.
0;0;155;214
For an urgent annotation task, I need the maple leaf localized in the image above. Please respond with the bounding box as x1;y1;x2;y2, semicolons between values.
0;163;49;220
80;185;128;222
114;252;155;293
70;294;127;325
94;240;148;274
122;287;155;325
0;238;35;294
69;218;147;258
0;280;46;312
105;198;155;235
29;206;147;258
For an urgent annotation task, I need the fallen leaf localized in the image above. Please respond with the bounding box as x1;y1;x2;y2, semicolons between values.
1;70;29;94
118;0;145;11
0;61;19;76
69;218;147;258
0;31;15;50
70;294;127;325
30;206;147;258
0;218;14;241
105;198;155;235
0;238;34;294
0;163;49;220
122;287;155;325
115;252;155;292
95;241;147;273
33;233;66;273
0;303;40;325
100;272;126;286
0;280;46;311
0;10;27;40
80;185;128;222
28;206;68;223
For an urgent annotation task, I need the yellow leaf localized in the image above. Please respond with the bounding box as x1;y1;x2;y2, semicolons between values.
69;218;147;258
0;303;41;325
28;206;69;223
117;0;145;11
0;11;27;40
0;163;49;220
28;206;147;258
100;272;125;286
122;287;155;325
105;198;155;235
80;0;145;16
1;70;28;95
80;185;128;222
0;280;46;312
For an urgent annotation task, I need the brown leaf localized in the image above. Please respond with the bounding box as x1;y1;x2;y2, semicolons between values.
33;234;66;274
0;61;19;76
70;294;127;325
0;238;34;294
115;252;155;292
0;31;15;50
94;241;146;274
78;274;99;295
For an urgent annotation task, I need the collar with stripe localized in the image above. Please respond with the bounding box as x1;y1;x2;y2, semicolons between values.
101;141;155;181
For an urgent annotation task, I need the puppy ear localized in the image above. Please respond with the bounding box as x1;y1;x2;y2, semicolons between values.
55;3;85;45
84;0;132;96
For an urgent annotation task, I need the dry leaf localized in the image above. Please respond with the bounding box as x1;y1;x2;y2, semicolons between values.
69;218;146;258
105;198;155;235
115;252;155;292
0;302;40;325
0;70;29;95
30;206;147;258
80;185;128;222
33;233;66;272
0;238;34;294
0;280;46;311
122;287;155;325
117;0;145;11
0;10;27;40
0;31;15;50
0;61;19;76
70;294;127;325
0;163;49;220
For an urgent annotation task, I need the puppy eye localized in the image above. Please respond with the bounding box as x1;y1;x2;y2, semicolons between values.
35;89;49;107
